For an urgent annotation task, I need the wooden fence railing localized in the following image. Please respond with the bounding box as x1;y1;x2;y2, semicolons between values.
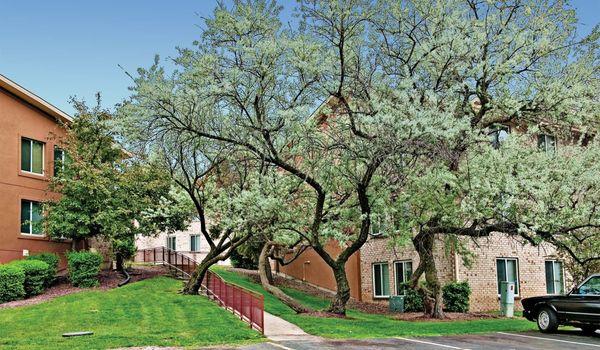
135;247;264;334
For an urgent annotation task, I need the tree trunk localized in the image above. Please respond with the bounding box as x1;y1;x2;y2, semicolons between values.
412;230;445;319
264;256;274;285
326;262;351;315
115;252;124;272
259;243;313;313
182;258;214;295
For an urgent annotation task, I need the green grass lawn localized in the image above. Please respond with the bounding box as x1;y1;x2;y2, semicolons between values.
0;276;263;350
215;268;537;339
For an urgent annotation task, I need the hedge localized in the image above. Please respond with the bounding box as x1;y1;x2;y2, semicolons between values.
67;251;103;288
442;281;471;313
11;260;49;297
26;253;59;287
0;264;26;303
397;282;425;312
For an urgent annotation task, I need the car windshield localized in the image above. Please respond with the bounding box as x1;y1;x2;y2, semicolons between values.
578;276;600;295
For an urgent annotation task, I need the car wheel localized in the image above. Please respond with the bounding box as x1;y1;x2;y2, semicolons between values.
581;326;598;336
537;307;559;333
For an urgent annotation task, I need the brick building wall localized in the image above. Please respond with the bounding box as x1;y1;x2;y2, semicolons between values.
359;236;455;303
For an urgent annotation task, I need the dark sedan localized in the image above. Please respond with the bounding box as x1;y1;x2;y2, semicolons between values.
522;274;600;335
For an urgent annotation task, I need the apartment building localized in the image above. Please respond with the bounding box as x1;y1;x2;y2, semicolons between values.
0;74;72;265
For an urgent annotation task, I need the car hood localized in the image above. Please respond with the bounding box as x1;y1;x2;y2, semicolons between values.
521;295;568;309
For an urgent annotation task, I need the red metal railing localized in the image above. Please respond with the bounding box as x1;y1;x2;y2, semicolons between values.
201;270;264;334
135;247;264;334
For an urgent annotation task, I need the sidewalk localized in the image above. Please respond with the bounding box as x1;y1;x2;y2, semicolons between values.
263;311;323;342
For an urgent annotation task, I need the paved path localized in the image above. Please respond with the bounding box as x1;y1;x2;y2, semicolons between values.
237;329;600;350
263;312;323;342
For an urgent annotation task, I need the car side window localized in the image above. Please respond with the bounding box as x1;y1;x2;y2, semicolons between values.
578;276;600;295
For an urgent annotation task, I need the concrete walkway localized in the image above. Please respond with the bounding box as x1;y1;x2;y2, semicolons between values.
263;312;323;342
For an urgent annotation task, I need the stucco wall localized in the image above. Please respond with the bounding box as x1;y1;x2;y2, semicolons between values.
0;88;70;266
276;240;362;300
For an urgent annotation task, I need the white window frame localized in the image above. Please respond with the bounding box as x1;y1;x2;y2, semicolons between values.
394;260;413;295
21;137;45;175
20;199;44;236
54;146;66;176
488;124;511;149
496;257;520;297
190;234;200;252
538;134;557;154
545;260;565;295
372;262;390;298
167;236;176;251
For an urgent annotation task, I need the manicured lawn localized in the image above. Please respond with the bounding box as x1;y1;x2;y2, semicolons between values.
0;276;263;350
215;268;537;339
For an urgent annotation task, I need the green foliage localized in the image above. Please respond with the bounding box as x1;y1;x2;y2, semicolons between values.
230;249;258;270
0;264;26;303
442;282;471;313
26;253;59;286
11;260;48;297
397;282;424;312
67;251;103;288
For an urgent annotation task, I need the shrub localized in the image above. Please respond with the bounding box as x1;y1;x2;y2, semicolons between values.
229;249;258;270
11;260;48;297
26;253;59;286
443;281;471;313
67;251;103;288
397;282;424;312
0;264;26;303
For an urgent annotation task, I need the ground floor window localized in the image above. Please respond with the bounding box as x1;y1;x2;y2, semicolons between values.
545;260;564;294
496;258;519;295
394;260;413;295
21;199;43;235
373;262;390;298
167;236;176;251
190;235;200;252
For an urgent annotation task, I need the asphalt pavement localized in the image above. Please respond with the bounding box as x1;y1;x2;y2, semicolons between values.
236;329;600;350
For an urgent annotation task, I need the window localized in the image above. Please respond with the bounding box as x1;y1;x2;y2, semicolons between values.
167;236;176;251
373;262;390;298
545;260;564;294
21;138;44;174
190;235;200;252
577;276;600;296
54;146;66;176
394;260;413;295
488;125;510;149
21;200;43;235
496;258;519;295
538;134;556;154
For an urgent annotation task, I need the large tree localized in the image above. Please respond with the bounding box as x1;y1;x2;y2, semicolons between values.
371;0;600;318
44;99;190;270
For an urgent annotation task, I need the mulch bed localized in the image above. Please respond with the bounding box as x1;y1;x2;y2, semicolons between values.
229;268;499;321
0;265;168;309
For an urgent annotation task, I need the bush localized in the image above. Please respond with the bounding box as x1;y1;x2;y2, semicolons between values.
397;282;424;312
0;264;26;303
229;249;258;270
26;253;59;286
67;251;103;288
11;260;48;297
443;281;471;313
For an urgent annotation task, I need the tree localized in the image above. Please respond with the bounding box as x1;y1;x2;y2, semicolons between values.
371;0;600;317
44;99;190;271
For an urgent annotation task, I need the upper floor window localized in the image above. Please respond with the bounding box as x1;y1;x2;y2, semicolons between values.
21;138;45;175
373;262;390;298
54;146;66;176
21;199;43;235
190;235;201;252
394;260;413;295
488;125;510;149
538;134;556;154
496;258;519;295
167;236;176;251
545;260;564;295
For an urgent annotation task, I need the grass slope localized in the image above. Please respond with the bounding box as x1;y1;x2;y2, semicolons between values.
215;268;537;339
0;276;263;350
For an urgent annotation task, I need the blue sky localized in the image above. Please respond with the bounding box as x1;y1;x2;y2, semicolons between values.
0;0;597;115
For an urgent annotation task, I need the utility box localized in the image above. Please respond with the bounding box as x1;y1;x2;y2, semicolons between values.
389;295;405;313
499;281;515;317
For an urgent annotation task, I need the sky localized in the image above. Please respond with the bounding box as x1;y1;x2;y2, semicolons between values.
0;0;598;115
